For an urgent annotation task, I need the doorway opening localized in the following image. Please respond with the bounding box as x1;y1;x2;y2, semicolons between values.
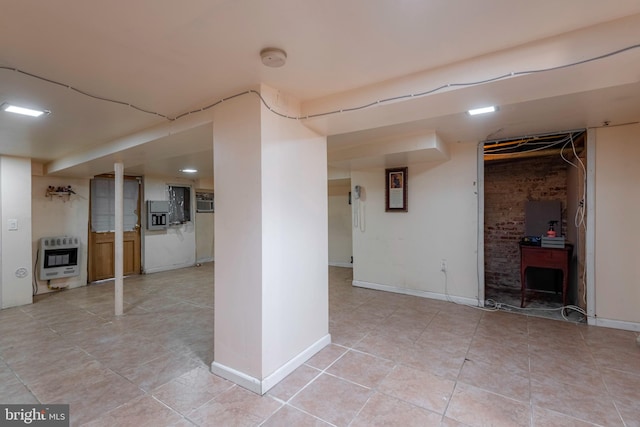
483;130;587;322
88;175;142;282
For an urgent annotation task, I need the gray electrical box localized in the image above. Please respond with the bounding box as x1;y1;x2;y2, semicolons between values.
147;200;169;230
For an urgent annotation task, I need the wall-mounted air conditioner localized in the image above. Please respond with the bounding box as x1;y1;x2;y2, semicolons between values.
196;192;214;213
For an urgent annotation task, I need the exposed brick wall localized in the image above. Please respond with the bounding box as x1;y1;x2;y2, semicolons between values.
484;156;568;289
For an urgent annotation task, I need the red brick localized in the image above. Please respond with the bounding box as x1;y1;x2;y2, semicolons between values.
485;156;567;288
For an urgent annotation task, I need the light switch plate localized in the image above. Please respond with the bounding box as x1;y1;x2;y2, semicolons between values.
8;218;18;231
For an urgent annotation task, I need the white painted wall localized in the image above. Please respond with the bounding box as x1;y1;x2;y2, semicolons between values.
196;177;214;190
31;175;90;293
261;90;328;377
594;123;640;327
1;157;33;308
352;142;479;303
143;175;196;273
328;181;353;267
195;212;214;263
196;167;215;264
213;93;264;379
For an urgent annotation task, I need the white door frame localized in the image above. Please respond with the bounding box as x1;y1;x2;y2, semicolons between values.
476;134;595;317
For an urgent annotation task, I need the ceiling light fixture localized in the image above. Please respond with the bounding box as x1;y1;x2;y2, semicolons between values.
1;102;49;117
180;169;198;173
260;48;287;68
468;106;497;116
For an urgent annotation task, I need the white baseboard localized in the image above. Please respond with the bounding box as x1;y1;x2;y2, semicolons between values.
211;333;331;395
588;316;640;332
143;262;197;274
210;361;262;393
329;262;353;268
352;280;479;306
261;334;331;393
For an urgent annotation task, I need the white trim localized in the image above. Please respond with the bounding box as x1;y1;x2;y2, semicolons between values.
476;141;485;307
261;334;331;393
210;334;331;395
353;280;479;306
586;129;596;318
329;262;353;268
210;361;262;394
588;317;640;332
143;263;196;274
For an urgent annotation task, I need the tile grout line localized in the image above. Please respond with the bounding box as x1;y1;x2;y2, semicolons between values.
440;308;485;425
287;342;375;426
583;331;628;427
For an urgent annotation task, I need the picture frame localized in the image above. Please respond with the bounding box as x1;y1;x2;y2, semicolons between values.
385;167;408;212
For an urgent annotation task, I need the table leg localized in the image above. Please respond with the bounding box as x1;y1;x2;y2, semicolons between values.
520;266;526;308
562;266;568;316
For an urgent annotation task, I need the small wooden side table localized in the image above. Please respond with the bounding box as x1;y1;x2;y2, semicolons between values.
520;244;573;308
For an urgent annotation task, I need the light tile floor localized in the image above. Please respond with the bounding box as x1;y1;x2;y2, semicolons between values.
0;265;638;426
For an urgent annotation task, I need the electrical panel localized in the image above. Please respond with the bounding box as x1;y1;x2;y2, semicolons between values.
147;200;169;230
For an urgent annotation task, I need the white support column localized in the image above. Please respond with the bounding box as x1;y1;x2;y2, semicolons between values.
212;88;329;394
114;162;124;316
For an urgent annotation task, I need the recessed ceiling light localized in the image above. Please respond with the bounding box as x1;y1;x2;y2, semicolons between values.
180;169;198;173
1;102;49;117
468;106;497;116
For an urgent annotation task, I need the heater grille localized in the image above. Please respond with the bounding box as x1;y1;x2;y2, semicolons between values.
39;236;80;280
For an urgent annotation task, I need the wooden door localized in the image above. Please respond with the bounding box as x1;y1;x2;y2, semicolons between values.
88;176;141;282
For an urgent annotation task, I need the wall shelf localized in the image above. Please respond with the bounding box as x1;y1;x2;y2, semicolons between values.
46;191;71;201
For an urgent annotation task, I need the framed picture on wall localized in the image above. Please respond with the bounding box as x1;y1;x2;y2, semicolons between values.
385;167;408;212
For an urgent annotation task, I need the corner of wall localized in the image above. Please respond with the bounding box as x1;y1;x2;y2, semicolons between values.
1;156;33;308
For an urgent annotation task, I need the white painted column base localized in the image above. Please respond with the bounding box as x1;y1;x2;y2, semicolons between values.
211;333;331;395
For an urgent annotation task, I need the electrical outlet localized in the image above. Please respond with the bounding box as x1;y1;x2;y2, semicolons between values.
440;259;447;272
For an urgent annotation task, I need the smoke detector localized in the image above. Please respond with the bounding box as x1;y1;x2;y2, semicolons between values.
260;48;287;68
